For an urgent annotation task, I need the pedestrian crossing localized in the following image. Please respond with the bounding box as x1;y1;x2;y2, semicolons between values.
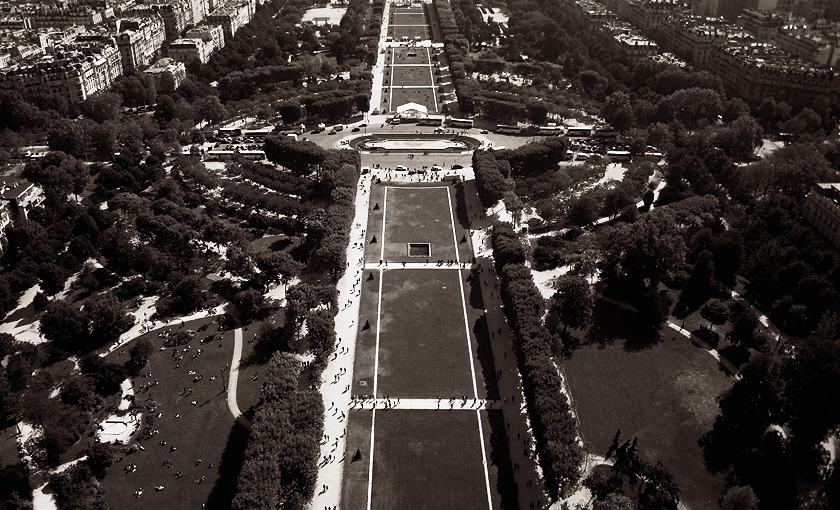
349;397;502;410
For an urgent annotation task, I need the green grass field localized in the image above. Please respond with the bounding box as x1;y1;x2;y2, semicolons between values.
382;186;457;261
371;411;490;510
343;179;513;510
377;269;474;398
564;302;734;510
391;12;426;24
365;184;472;264
388;25;429;39
388;88;439;112
100;314;265;510
385;65;434;88
387;47;431;65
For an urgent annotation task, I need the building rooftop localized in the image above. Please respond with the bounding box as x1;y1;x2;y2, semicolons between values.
0;177;35;201
719;40;834;74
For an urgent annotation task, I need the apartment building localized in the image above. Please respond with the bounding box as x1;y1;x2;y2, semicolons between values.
184;23;223;50
148;3;188;39
183;0;210;27
0;16;33;29
0;44;123;103
568;0;619;27
599;20;660;63
738;8;783;41
32;7;104;29
205;1;249;41
774;29;837;67
603;0;693;31
803;183;840;248
167;36;211;63
776;0;840;22
143;56;186;88
116;15;165;72
662;15;740;65
709;40;839;104
0;178;45;221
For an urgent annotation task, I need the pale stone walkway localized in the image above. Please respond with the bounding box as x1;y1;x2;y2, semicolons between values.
349;397;501;411
310;173;375;510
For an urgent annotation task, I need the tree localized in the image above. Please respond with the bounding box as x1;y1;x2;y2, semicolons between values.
550;275;593;333
503;190;524;227
127;339;154;372
81;92;122;123
720;485;759;510
195;95;228;127
86;292;134;347
59;375;102;413
6;354;32;392
728;303;759;349
255;251;303;289
170;275;208;314
602;92;635;132
601;208;686;290
567;195;599;226
234;288;264;319
40;300;88;352
601;187;634;220
38;263;68;295
594;493;633;510
85;441;114;480
700;299;729;329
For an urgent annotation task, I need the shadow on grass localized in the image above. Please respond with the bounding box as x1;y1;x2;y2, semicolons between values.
691;327;720;350
199;389;227;408
204;420;251;510
473;315;500;400
2;300;39;328
486;409;518;510
239;323;292;369
585;300;661;353
268;237;293;252
718;344;751;368
454;182;471;230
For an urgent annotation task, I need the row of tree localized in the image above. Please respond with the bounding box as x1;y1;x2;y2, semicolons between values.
491;221;584;500
232;352;324;510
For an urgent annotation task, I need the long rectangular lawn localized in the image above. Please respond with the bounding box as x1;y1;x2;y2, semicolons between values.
376;269;474;398
382;186;456;262
371;411;489;510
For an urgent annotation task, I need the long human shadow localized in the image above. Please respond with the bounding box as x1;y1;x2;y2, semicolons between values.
204;420;251;510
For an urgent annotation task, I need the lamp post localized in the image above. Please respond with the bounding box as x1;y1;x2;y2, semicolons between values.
220;367;226;391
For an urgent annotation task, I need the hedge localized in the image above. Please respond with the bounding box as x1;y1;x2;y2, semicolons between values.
491;221;584;500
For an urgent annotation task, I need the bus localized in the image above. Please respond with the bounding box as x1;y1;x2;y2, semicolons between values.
449;118;473;129
565;126;592;138
495;124;522;134
418;116;444;126
537;126;564;135
607;150;631;161
239;150;266;160
205;150;234;160
218;127;241;137
593;126;619;140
